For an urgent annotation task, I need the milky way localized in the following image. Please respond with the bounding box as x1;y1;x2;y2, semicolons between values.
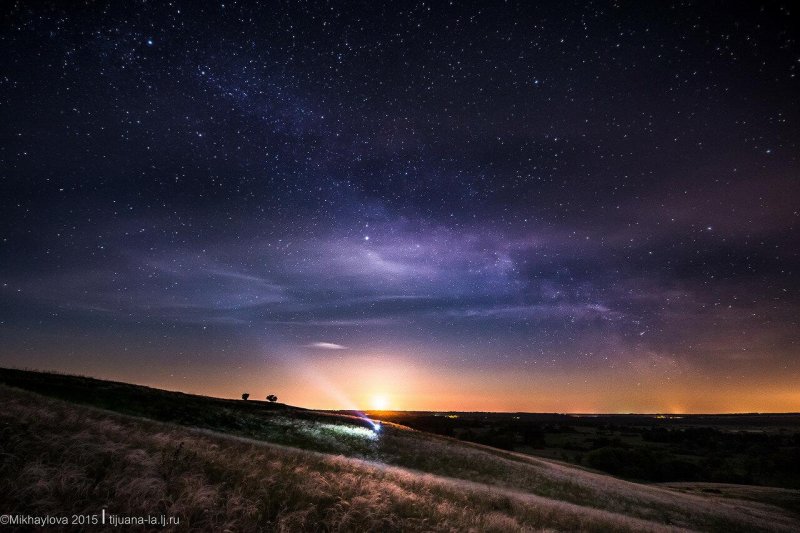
1;2;798;411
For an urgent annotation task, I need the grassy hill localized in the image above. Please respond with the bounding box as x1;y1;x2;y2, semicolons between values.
1;368;798;531
367;410;800;489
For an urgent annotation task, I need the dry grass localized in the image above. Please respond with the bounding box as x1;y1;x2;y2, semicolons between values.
1;386;798;532
661;482;800;516
372;425;800;531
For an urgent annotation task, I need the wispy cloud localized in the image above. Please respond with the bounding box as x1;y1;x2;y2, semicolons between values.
305;342;348;350
444;303;623;321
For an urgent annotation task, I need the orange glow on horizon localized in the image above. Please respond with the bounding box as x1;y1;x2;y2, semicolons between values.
3;349;799;414
163;353;800;414
371;394;390;410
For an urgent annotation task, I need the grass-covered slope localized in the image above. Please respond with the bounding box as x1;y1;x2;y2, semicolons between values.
1;368;798;531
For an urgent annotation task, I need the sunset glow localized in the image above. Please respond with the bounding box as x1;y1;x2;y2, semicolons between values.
371;395;390;411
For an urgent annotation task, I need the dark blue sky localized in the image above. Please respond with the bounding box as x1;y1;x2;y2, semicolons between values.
1;1;798;411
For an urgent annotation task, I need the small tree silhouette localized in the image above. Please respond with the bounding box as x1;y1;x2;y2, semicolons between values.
241;393;249;401
266;394;278;403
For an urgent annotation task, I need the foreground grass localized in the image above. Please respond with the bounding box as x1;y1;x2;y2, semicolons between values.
2;386;679;532
1;369;798;531
662;482;800;516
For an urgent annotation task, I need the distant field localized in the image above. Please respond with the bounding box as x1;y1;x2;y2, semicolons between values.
1;368;799;531
369;410;800;490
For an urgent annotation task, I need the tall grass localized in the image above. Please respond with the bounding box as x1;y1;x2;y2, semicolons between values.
1;383;798;531
374;425;800;531
1;386;670;532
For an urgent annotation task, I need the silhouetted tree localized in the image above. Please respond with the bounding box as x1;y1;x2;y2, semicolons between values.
241;393;249;400
266;394;278;402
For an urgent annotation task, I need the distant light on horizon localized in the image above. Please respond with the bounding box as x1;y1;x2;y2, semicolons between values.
371;394;389;411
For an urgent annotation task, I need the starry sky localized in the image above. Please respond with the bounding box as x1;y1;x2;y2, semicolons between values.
1;1;798;412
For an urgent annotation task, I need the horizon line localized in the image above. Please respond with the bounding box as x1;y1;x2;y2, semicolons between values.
2;366;799;416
